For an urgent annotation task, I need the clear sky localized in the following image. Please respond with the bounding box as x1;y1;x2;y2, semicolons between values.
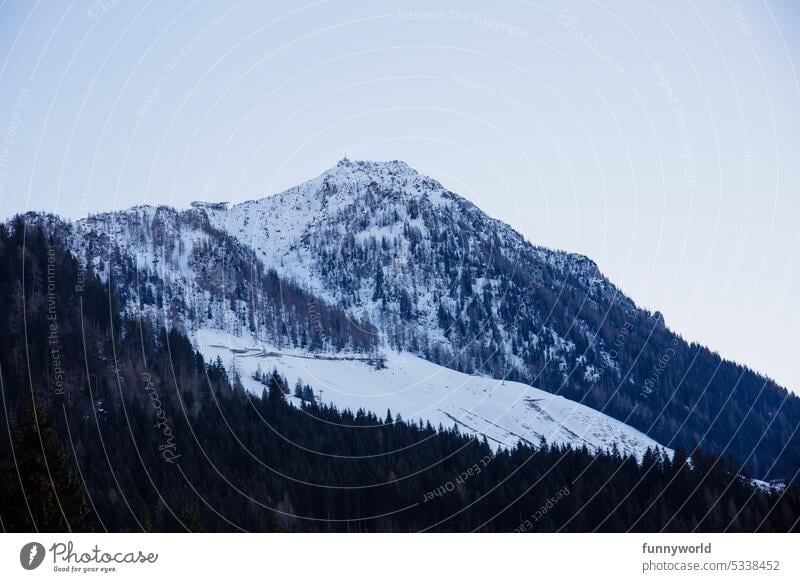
1;0;799;392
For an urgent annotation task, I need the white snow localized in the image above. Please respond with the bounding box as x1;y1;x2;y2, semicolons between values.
197;158;629;385
193;328;671;460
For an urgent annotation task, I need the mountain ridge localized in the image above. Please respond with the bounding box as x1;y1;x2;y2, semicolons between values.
11;158;800;479
195;159;800;480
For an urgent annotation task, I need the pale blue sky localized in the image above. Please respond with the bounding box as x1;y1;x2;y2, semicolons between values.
1;0;799;392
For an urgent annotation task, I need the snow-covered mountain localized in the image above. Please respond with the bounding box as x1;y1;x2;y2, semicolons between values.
63;204;378;352
194;159;800;480
201;158;632;380
25;158;800;478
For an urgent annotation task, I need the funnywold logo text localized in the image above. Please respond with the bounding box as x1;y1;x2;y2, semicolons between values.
19;542;46;570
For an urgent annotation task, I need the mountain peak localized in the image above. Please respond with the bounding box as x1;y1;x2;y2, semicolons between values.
316;158;450;203
328;157;417;178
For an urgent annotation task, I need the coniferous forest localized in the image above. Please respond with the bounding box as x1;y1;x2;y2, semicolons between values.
1;221;799;533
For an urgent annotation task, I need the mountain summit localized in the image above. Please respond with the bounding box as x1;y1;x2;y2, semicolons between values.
40;159;800;479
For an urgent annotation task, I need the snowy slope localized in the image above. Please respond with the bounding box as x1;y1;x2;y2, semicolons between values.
202;158;601;293
198;158;637;386
59;205;378;353
194;328;670;459
202;159;451;290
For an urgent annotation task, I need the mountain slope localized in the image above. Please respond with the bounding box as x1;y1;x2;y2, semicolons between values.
197;159;800;480
194;327;669;459
61;205;378;353
22;159;800;480
4;218;798;532
14;209;674;463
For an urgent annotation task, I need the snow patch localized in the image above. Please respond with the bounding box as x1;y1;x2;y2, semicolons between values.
193;328;671;460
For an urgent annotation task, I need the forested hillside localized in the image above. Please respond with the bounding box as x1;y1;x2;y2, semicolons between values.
202;160;800;480
1;219;798;532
